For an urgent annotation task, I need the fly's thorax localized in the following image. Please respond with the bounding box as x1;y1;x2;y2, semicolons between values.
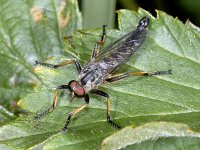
79;62;109;92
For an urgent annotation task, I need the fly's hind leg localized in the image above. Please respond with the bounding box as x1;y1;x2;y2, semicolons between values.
91;25;106;59
35;59;82;73
91;89;121;129
34;85;70;120
106;70;172;82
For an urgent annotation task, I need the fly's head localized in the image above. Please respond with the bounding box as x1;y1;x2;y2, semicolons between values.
68;80;85;98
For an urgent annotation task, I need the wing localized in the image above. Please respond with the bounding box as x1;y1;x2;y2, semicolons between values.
95;26;148;62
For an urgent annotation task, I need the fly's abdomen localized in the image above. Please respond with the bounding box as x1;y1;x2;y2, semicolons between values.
103;28;147;70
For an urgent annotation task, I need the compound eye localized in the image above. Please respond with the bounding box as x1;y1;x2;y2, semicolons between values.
69;81;77;90
69;81;85;97
75;86;85;97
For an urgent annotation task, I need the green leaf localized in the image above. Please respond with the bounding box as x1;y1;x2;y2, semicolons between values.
0;144;12;150
101;122;200;150
1;8;200;149
0;0;82;113
0;105;16;126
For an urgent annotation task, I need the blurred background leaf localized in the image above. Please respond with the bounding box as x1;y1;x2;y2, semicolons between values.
81;0;200;28
0;0;82;121
81;0;116;28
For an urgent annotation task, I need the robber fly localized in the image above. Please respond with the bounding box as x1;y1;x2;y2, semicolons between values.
34;17;171;132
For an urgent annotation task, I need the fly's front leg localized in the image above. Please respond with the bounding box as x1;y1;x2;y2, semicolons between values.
34;85;70;120
91;25;106;59
35;59;82;73
61;94;89;133
91;89;121;129
106;70;172;82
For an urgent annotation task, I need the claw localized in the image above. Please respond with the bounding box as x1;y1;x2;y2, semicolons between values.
34;113;42;120
60;127;68;134
34;106;53;120
107;117;121;129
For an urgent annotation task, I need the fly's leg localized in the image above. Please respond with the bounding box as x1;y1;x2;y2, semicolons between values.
34;85;70;120
35;59;82;73
106;70;172;82
91;89;121;129
61;94;89;133
91;25;106;59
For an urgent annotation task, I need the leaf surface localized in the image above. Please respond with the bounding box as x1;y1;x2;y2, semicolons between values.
101;122;200;150
0;0;82;115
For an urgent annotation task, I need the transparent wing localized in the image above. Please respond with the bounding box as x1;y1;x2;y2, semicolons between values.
95;27;147;62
